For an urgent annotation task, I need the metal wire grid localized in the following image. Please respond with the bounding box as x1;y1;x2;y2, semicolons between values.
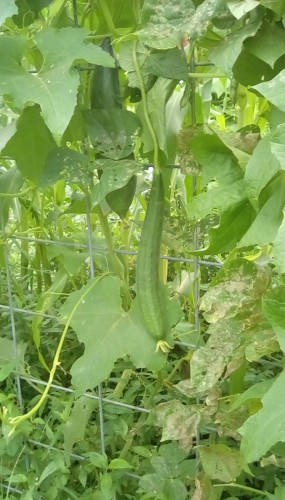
2;226;218;496
0;4;221;495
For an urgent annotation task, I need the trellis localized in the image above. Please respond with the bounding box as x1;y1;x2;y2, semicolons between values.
0;2;222;496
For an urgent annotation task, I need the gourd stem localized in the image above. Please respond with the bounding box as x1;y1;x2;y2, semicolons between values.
132;40;160;172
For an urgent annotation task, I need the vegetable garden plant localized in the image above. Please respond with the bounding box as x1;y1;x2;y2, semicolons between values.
2;0;285;498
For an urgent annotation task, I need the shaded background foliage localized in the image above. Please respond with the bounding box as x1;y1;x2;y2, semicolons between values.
1;0;285;498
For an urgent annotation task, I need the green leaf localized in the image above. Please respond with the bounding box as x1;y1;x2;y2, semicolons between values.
132;446;152;458
187;180;246;220
108;459;132;469
106;175;137;219
84;109;140;160
233;50;274;87
259;0;285;15
84;452;108;469
163;479;188;500
159;442;189;465
240;369;285;463
263;285;285;353
0;29;114;140
138;0;195;49
91;160;139;206
37;461;64;487
199;444;243;482
239;175;285;247
41;147;90;187
245;22;285;68
3;106;57;185
119;41;149;89
63;396;97;465
0;0;18;24
230;379;274;411
190;132;243;187
227;0;259;19
46;246;88;276
272;213;285;273
59;276;180;393
137;77;176;154
244;132;280;207
0;338;26;382
270;123;285;168
0;167;23;230
209;21;261;76
198;200;255;255
145;48;189;80
0;122;17;151
254;70;285;113
93;0;138;35
139;474;165;495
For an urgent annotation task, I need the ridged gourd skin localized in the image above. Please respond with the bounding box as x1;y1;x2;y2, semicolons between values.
136;171;167;340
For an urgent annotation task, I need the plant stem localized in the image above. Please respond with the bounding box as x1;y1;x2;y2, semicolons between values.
132;40;160;172
188;72;226;78
97;206;132;308
213;483;266;495
119;373;164;459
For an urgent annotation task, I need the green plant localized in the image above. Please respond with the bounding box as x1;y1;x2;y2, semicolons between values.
2;0;285;498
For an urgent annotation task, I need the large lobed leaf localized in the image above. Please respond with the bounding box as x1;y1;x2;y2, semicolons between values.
59;275;181;394
0;28;114;140
240;369;285;463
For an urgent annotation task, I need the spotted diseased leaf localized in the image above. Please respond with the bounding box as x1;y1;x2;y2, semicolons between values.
176;318;243;396
138;0;195;49
200;259;270;323
176;260;272;397
41;147;90;187
244;328;279;362
191;475;216;500
155;400;201;450
138;0;223;49
84;109;140;160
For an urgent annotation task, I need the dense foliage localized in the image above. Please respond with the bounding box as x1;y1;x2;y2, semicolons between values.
1;0;285;498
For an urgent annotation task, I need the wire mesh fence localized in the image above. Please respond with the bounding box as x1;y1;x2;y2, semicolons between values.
0;233;217;495
0;2;223;496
